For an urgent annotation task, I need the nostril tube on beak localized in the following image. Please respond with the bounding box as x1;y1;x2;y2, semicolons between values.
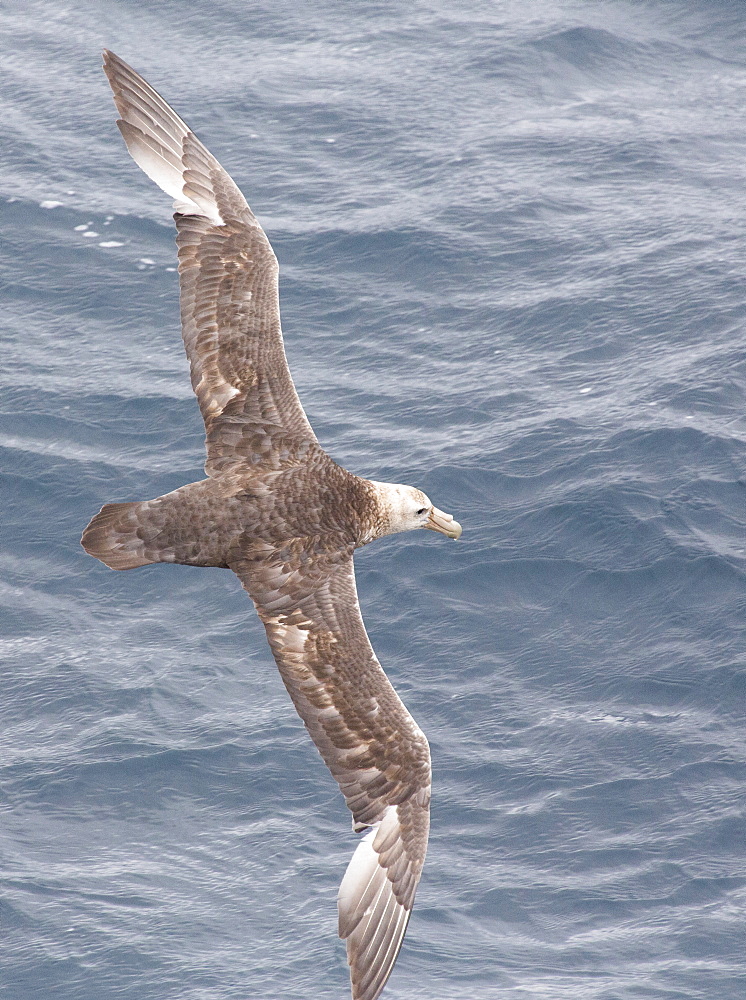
426;507;462;539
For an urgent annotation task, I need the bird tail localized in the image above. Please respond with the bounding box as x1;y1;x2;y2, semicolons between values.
81;501;158;571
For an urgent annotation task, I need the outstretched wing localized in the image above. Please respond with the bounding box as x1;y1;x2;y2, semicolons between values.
231;541;431;1000
102;50;318;476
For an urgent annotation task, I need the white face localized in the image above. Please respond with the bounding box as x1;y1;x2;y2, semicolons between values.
370;482;462;540
373;482;433;534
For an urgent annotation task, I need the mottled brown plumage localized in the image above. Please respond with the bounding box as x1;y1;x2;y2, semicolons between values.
82;50;461;1000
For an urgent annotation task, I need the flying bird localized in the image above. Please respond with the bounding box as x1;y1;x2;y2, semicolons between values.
83;50;462;1000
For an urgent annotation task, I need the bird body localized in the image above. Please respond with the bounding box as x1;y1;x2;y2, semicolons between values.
83;452;370;570
83;50;461;1000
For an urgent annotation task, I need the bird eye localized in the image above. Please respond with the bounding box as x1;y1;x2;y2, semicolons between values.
416;507;427;515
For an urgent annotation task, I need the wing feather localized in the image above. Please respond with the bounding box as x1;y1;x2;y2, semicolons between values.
231;544;430;1000
102;50;318;475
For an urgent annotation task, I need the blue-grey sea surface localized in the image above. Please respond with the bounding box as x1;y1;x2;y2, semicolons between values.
1;2;745;998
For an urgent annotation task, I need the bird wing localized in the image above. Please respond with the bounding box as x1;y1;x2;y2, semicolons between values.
231;540;431;1000
102;50;318;476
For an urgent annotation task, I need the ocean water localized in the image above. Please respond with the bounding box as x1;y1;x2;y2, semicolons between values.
1;2;745;998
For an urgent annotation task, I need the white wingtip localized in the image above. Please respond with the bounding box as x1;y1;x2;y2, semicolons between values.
104;50;224;226
338;825;379;936
338;807;412;1000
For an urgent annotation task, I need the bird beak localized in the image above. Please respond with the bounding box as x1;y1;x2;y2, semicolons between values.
425;507;462;539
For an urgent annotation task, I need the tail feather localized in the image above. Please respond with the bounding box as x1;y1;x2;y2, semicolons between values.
81;501;157;571
82;480;233;570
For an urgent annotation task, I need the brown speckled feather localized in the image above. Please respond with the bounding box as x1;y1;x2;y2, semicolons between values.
103;49;317;476
85;51;448;1000
231;543;430;1000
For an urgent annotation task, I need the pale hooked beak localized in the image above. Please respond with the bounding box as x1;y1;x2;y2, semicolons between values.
425;506;462;539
